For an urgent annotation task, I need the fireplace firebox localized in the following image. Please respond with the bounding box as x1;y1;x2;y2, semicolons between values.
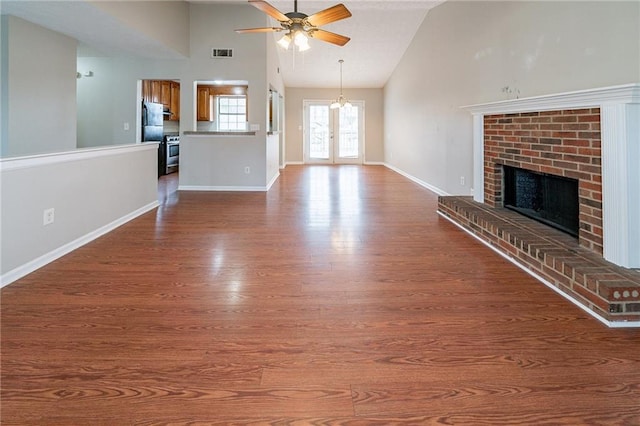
503;165;579;237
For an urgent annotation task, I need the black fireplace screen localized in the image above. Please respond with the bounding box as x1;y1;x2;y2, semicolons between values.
503;165;579;237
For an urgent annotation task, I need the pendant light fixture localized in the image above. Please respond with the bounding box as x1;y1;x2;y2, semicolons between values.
330;59;351;109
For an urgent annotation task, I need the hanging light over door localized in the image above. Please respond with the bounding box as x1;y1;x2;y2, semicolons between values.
330;59;351;109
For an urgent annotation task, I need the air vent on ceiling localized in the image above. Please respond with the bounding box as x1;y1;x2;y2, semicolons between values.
211;48;233;58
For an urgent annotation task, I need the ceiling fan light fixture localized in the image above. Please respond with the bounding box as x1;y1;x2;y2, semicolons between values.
236;1;352;50
277;34;291;49
297;39;311;52
294;30;308;45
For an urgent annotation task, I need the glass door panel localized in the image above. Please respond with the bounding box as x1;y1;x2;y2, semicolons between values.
304;100;363;164
308;104;331;161
337;105;360;161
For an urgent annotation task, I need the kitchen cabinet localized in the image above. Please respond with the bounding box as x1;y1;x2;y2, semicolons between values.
151;80;162;104
170;82;180;121
142;80;152;103
161;81;171;109
142;80;180;121
197;86;211;121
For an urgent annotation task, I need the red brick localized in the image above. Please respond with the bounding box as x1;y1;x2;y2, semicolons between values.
577;147;600;156
563;154;591;164
563;123;591;131
564;108;592;115
578;114;600;122
540;124;563;131
552;146;579;154
578;131;601;139
553;116;578;123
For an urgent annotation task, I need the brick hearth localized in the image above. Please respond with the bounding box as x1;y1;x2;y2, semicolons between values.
438;196;640;324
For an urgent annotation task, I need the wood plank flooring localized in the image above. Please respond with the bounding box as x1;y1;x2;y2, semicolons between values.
2;165;640;425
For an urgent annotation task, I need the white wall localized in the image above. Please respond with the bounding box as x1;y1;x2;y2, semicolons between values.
77;56;117;148
284;88;384;164
266;27;286;170
91;1;190;58
384;0;640;196
0;145;159;283
2;15;77;157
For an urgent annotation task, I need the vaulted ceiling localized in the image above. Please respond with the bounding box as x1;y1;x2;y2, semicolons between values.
1;0;444;88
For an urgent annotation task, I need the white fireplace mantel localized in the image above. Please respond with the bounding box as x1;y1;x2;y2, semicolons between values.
461;83;640;269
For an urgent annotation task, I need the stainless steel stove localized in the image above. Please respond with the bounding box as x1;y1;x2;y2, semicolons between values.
164;135;179;175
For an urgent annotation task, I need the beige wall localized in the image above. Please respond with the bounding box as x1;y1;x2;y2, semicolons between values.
384;0;640;196
284;87;384;164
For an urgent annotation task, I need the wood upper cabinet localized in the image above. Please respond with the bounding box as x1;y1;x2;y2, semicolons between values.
142;80;152;103
150;80;162;104
161;81;171;109
170;82;180;121
197;86;211;121
142;80;180;121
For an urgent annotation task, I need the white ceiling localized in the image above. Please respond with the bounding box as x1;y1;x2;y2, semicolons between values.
1;0;443;88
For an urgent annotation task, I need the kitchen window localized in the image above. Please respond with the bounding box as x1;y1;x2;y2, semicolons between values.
217;96;247;131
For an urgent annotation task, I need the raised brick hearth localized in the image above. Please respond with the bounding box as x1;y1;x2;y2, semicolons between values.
438;84;640;326
438;196;640;324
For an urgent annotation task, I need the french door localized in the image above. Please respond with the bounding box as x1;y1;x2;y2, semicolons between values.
303;100;364;164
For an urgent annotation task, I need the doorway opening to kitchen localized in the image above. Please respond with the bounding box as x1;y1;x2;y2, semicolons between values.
303;100;364;164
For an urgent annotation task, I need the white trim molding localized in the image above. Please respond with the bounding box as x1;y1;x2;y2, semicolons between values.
0;143;159;172
462;83;640;115
179;185;269;192
1;201;159;288
461;83;640;268
384;163;449;196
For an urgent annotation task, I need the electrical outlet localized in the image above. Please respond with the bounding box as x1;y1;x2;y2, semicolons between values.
43;208;55;226
244;166;251;174
123;122;130;131
460;176;465;186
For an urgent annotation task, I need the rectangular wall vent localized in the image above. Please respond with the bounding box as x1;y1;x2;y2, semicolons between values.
211;48;233;58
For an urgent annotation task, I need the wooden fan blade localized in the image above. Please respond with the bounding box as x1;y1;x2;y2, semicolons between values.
235;27;282;34
310;29;350;46
248;0;289;22
306;4;352;27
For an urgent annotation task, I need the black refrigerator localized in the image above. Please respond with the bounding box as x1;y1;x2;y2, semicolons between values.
142;102;163;142
142;102;165;177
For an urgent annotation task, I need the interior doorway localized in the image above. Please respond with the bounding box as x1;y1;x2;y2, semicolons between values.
303;100;364;164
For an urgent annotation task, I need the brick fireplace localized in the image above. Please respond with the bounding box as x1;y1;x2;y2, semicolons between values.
438;84;640;327
483;108;603;255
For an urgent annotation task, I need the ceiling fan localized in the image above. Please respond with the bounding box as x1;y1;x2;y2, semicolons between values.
235;0;352;51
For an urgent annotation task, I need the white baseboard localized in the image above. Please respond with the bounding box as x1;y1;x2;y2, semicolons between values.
384;163;449;196
179;173;281;192
179;185;268;192
364;161;385;166
266;172;280;190
285;161;304;166
1;201;160;288
437;211;640;329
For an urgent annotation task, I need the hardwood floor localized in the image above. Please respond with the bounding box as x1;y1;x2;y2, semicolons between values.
2;165;640;425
